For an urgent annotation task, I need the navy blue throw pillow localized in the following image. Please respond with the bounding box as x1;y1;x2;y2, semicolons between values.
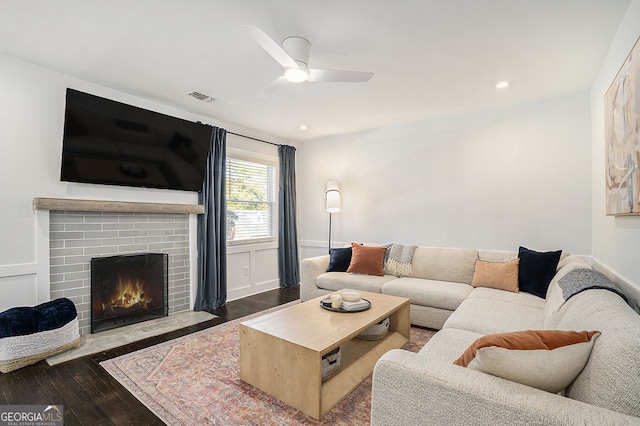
326;247;353;272
518;246;562;299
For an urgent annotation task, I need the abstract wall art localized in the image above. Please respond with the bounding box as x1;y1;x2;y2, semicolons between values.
604;37;640;215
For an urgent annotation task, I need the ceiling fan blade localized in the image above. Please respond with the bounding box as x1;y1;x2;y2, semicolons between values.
308;69;374;83
258;76;288;98
243;25;297;69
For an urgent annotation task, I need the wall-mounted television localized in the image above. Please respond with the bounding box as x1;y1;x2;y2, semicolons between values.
60;89;212;192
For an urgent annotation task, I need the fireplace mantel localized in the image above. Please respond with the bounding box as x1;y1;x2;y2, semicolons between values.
33;197;204;215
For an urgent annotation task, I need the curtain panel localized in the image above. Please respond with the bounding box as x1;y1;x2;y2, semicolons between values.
278;145;300;288
195;127;227;310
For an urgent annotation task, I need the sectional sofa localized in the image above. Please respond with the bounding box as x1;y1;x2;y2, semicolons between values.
299;244;640;424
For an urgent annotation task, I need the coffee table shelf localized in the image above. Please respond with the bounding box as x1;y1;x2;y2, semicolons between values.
239;291;410;420
320;330;408;414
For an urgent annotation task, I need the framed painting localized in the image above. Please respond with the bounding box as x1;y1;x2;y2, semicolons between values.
604;36;640;215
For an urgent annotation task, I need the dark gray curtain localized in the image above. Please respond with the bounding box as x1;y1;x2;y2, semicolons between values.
195;127;227;310
278;145;300;287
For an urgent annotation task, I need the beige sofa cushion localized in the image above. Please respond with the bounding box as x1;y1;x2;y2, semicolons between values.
467;287;545;310
443;298;544;335
478;249;570;264
316;272;396;293
418;327;484;359
477;249;517;263
382;278;472;311
555;290;640;417
409;247;478;284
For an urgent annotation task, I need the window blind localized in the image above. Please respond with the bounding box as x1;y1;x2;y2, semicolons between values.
225;157;275;242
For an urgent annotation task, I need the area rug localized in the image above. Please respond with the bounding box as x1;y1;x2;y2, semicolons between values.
101;302;436;425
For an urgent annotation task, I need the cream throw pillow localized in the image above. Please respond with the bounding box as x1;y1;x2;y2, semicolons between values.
453;330;600;393
471;259;519;293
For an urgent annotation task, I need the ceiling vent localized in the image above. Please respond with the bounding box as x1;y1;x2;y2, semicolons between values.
186;91;215;103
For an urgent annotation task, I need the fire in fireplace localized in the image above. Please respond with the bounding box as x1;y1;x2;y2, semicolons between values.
90;253;168;333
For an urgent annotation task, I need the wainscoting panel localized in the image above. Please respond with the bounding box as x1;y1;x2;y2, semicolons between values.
227;252;251;293
227;242;279;302
299;240;332;261
0;264;38;312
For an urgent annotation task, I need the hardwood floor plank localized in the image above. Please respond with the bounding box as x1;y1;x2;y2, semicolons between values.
0;287;299;425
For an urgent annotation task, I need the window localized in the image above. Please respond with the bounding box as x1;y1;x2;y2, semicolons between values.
226;153;276;244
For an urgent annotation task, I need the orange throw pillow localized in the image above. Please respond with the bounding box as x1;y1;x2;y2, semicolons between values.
346;243;387;276
471;259;519;293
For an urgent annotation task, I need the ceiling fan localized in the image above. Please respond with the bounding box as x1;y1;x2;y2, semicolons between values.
243;26;374;95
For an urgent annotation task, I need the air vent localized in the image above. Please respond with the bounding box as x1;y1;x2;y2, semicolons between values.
186;91;215;103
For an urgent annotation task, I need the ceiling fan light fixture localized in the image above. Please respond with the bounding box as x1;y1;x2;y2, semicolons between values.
284;66;309;83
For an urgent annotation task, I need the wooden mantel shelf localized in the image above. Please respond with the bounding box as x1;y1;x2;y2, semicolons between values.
33;197;204;214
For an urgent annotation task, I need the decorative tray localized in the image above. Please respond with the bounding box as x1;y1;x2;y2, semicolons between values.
320;298;371;313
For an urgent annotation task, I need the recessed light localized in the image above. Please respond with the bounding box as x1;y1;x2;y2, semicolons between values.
299;124;308;131
496;81;510;89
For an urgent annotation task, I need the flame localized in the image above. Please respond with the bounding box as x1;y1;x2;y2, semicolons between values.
106;274;151;311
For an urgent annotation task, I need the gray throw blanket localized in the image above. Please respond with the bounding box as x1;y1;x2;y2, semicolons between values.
384;244;417;277
558;268;628;303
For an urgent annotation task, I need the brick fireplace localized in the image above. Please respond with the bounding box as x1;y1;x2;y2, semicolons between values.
34;198;203;336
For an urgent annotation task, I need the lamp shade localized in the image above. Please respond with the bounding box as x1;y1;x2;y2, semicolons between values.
326;180;341;213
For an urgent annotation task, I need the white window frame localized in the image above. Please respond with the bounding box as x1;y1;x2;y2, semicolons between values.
225;147;278;246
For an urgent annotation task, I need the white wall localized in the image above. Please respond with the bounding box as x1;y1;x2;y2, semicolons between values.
0;53;286;311
298;92;592;260
590;0;640;293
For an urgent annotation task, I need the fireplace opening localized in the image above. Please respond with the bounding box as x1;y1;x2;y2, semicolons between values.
91;253;168;333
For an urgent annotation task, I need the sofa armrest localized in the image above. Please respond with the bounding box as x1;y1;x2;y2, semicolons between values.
299;255;331;301
371;349;636;426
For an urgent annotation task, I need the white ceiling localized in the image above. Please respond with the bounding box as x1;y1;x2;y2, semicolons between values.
0;0;631;142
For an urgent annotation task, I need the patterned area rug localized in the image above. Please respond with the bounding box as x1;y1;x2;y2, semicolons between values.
101;302;436;425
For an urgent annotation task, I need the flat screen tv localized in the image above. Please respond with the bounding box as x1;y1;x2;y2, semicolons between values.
60;88;212;191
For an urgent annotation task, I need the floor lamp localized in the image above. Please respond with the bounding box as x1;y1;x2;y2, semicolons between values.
326;180;341;253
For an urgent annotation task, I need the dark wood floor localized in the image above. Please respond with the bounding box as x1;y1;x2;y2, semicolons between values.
0;287;300;425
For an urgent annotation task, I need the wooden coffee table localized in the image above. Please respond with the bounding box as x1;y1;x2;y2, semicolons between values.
239;290;410;420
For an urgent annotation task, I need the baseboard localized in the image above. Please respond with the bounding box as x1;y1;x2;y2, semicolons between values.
227;280;280;302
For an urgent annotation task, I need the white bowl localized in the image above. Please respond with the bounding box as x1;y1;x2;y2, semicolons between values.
341;290;361;302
